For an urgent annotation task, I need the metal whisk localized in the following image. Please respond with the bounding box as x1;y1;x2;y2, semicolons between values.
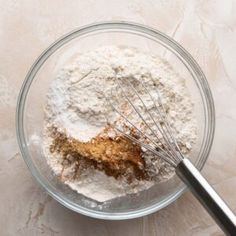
105;76;236;235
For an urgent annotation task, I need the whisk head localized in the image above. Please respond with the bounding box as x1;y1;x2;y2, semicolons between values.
103;75;185;168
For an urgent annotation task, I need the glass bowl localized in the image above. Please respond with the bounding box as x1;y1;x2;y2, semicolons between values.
16;22;215;220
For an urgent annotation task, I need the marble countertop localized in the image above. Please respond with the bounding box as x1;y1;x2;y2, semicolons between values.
1;0;236;235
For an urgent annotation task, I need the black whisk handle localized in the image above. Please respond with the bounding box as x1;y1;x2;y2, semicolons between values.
176;158;236;235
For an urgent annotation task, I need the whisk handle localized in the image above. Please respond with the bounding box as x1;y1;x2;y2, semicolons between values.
176;158;236;235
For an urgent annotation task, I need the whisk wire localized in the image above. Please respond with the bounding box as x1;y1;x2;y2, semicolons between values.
101;75;186;166
149;77;182;154
114;78;181;162
115;79;165;143
138;78;183;163
104;93;176;165
125;79;180;163
115;77;184;164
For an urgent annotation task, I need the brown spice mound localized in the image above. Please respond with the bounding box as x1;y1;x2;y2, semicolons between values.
49;127;148;181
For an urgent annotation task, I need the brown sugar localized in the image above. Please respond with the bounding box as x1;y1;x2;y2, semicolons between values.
49;127;148;181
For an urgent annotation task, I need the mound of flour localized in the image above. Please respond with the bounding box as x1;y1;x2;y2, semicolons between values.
43;46;197;202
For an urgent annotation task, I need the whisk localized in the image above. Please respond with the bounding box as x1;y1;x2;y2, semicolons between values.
104;76;236;235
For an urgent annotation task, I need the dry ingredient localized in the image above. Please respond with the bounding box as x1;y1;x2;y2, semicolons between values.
43;46;197;202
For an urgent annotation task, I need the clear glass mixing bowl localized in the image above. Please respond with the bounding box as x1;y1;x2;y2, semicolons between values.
16;22;215;220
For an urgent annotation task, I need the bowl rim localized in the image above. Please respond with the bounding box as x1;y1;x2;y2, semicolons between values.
16;21;215;220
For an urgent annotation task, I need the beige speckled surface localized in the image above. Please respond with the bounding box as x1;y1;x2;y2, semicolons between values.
1;0;236;235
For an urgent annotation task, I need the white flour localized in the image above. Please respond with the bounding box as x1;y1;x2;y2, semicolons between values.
43;46;197;202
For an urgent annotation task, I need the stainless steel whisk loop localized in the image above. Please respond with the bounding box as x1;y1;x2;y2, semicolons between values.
105;76;236;235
